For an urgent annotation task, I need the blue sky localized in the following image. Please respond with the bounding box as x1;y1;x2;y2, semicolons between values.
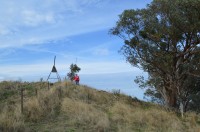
0;0;152;99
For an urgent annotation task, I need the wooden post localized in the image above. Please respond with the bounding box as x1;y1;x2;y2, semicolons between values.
86;89;89;104
48;82;50;90
21;86;24;114
35;88;38;96
58;86;62;99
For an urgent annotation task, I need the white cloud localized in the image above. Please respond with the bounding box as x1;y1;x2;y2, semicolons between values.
0;25;12;35
78;44;111;56
0;0;151;82
78;61;139;74
0;0;132;48
0;60;142;80
93;48;109;56
22;10;55;26
62;0;83;13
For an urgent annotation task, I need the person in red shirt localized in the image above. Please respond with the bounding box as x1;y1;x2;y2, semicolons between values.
74;74;80;85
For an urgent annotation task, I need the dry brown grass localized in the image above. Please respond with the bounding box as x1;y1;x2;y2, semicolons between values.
62;81;116;108
109;101;183;132
0;104;25;132
183;112;200;132
24;87;61;121
0;81;200;132
61;97;110;131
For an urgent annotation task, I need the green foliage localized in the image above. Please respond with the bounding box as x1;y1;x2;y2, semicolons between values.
112;89;121;96
67;64;81;81
0;90;15;101
70;64;81;73
23;84;35;96
111;0;200;111
0;81;18;102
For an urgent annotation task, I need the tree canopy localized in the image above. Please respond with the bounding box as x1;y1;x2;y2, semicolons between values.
110;0;200;111
67;64;81;81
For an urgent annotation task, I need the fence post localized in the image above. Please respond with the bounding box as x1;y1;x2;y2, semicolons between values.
35;88;38;96
20;86;24;114
48;82;50;90
58;86;62;99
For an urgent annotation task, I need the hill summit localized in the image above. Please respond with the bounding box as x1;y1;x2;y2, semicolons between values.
0;81;199;131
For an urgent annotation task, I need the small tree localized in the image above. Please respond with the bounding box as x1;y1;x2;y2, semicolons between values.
67;64;81;81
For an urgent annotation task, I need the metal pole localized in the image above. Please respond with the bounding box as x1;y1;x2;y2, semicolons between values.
54;56;56;66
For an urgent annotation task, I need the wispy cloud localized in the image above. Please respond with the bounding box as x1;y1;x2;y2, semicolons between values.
0;60;138;80
93;48;109;56
0;0;117;48
79;61;137;74
0;0;152;82
21;10;56;27
0;0;151;48
78;45;110;57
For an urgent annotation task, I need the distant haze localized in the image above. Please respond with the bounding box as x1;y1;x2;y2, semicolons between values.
80;72;147;100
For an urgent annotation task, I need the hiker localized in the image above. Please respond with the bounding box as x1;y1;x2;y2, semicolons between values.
74;74;80;85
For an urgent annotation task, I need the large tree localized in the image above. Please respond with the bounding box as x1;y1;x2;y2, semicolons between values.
110;0;200;111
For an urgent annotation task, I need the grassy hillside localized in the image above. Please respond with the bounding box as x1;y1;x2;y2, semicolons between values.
0;81;200;132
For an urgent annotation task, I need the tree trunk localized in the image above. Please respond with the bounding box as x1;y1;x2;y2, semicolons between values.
163;87;178;108
167;91;177;108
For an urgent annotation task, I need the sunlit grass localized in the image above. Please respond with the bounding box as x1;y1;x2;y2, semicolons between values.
0;81;199;131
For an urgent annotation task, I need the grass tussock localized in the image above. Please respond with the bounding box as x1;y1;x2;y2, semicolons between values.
0;104;25;132
62;97;110;131
0;81;200;131
24;88;61;121
109;102;183;131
